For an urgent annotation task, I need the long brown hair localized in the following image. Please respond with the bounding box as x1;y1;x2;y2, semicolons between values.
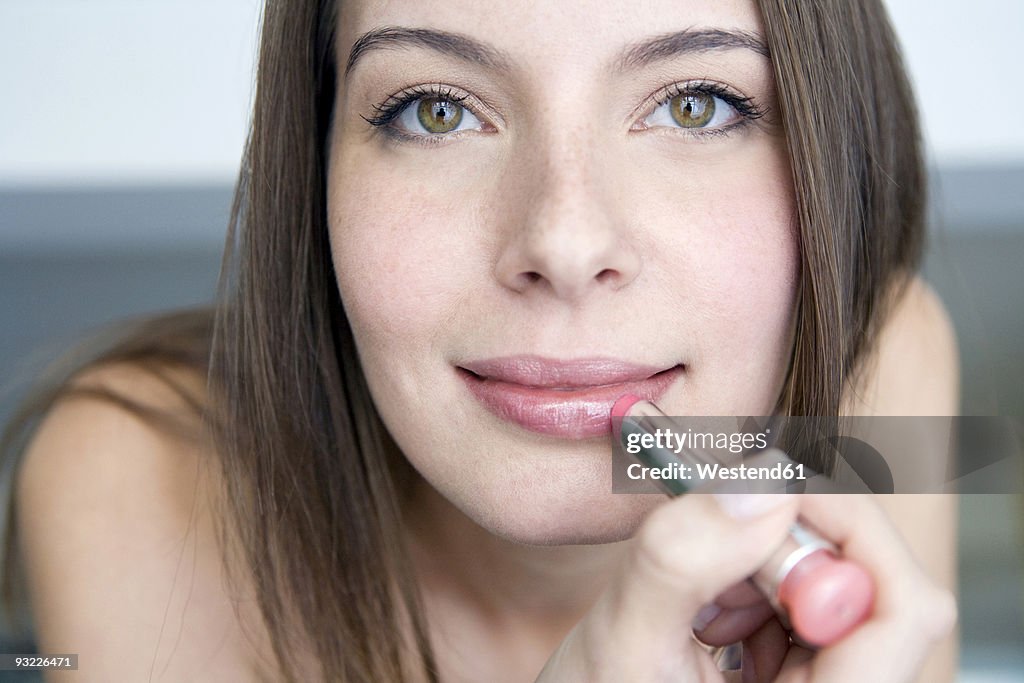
763;1;924;418
2;0;923;680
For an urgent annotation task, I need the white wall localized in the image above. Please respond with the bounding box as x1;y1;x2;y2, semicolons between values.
0;1;262;186
0;0;1022;187
883;0;1024;167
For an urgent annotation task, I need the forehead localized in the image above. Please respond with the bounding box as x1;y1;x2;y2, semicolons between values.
337;0;765;76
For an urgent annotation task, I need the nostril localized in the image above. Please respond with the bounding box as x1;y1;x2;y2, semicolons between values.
595;268;617;284
508;271;543;292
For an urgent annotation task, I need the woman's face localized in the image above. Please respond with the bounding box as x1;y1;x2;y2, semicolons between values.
327;0;799;544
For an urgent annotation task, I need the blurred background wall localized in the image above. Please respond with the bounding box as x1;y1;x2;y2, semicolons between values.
1;1;1022;680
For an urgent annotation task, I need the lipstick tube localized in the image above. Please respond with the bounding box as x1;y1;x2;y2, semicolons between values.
611;395;875;648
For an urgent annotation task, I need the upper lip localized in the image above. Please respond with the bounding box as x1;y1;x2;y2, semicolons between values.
458;356;676;388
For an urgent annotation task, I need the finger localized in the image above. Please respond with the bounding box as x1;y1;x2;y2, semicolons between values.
778;495;957;682
694;601;775;647
714;579;766;609
797;494;920;587
742;617;789;683
593;492;799;663
692;581;770;651
798;494;956;637
773;645;814;682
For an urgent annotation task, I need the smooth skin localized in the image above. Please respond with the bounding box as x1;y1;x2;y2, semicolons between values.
15;0;959;679
14;281;958;682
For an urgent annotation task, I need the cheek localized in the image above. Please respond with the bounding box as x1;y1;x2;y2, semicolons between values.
327;161;473;348
703;192;799;409
700;170;798;328
705;171;799;410
326;146;496;477
636;139;799;413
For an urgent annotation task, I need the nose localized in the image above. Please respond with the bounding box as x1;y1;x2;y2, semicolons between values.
494;136;641;302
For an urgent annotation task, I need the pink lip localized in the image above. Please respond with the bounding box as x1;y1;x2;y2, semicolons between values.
458;356;684;439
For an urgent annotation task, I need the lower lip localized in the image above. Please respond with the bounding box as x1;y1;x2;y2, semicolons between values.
458;365;684;439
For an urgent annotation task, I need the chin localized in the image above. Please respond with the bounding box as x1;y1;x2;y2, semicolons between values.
466;488;660;546
400;424;665;545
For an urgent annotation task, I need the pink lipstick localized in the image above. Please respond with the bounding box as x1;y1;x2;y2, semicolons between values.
459;357;683;438
611;394;875;648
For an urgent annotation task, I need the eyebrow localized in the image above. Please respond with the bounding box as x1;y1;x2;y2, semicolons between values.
616;27;769;70
345;26;511;78
343;26;769;81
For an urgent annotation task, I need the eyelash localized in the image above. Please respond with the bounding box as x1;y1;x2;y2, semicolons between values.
360;83;474;146
647;80;765;138
361;80;765;146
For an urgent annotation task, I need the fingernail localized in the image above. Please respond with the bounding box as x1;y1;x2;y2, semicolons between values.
713;493;792;519
691;603;722;631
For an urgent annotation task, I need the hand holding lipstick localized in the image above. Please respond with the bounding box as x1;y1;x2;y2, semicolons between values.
612;395;876;648
535;491;956;683
533;406;957;683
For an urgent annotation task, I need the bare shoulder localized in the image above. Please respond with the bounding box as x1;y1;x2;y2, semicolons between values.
841;275;961;681
842;273;960;417
837;274;961;563
15;362;276;681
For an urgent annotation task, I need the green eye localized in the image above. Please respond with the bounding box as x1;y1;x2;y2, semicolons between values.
417;97;464;134
669;93;715;128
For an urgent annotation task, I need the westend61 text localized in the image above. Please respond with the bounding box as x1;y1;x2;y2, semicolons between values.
627;461;807;482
